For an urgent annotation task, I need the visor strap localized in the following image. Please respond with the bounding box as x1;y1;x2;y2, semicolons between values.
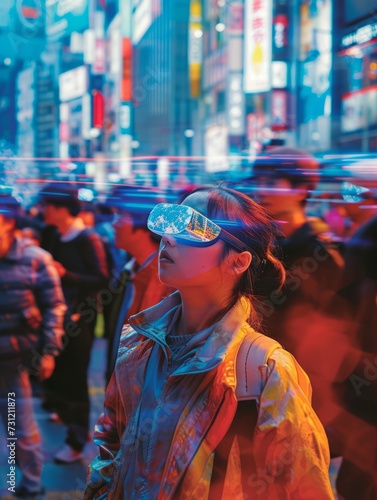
257;258;267;275
219;228;266;274
219;229;248;252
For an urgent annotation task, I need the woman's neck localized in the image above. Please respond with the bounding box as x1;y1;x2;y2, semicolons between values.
177;288;235;335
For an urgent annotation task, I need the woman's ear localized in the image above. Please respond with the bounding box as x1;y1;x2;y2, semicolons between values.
231;251;252;275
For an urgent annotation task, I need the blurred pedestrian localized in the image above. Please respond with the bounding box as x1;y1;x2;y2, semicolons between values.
78;201;96;229
79;200;127;345
20;227;42;247
252;147;355;454
94;202;126;276
104;185;174;382
0;193;66;498
39;182;109;464
85;185;333;499
334;169;377;499
339;175;377;239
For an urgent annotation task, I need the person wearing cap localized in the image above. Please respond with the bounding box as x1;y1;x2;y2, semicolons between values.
38;182;109;464
104;185;174;382
0;193;66;498
251;147;356;458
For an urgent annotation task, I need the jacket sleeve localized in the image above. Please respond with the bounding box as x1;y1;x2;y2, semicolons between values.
32;247;67;355
251;349;334;500
85;370;122;499
62;231;109;290
85;327;149;499
85;324;138;500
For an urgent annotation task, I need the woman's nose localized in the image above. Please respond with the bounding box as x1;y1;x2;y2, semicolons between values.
161;234;177;246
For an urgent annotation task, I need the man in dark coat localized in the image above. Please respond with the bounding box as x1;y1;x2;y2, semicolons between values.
39;183;108;464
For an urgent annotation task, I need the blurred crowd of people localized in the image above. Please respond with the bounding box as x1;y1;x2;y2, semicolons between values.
0;147;376;499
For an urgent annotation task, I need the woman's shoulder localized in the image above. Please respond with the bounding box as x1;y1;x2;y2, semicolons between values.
237;326;312;400
242;326;310;390
236;328;313;407
267;348;312;401
237;327;282;370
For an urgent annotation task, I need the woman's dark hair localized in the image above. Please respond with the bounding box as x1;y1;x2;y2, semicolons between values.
184;184;286;331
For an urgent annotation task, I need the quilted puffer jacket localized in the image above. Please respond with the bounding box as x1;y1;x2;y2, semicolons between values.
0;238;66;360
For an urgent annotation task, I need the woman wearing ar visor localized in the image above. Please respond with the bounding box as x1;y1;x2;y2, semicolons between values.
86;185;333;500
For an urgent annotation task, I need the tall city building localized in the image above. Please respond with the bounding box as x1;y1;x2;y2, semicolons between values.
0;0;45;157
333;0;377;152
132;0;191;157
130;0;197;184
296;0;333;153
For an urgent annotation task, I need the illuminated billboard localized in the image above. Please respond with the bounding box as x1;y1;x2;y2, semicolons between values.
244;0;272;93
121;38;132;101
132;0;153;44
299;0;331;104
188;0;202;98
0;0;45;58
205;124;229;173
46;0;91;40
59;66;88;102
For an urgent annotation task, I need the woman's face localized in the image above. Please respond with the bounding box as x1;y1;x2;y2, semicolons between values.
158;191;231;290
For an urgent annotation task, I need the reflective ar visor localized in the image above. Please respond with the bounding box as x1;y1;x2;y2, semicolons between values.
341;181;370;203
147;203;248;251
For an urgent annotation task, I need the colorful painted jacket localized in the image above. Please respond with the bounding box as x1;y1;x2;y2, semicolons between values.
85;292;333;500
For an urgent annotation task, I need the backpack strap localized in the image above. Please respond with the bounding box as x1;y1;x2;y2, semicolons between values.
236;331;282;401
